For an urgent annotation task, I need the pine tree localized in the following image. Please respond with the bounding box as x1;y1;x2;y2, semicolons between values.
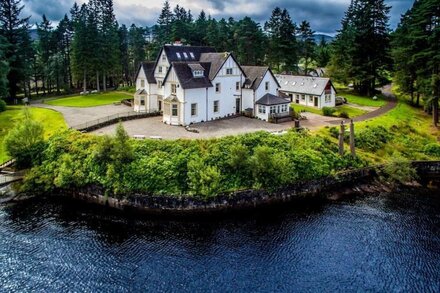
234;17;265;65
36;15;53;94
264;8;298;72
316;36;330;68
0;35;9;98
0;0;31;100
156;1;173;44
298;20;315;75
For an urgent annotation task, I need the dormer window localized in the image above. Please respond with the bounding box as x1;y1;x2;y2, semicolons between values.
193;70;204;77
162;54;166;61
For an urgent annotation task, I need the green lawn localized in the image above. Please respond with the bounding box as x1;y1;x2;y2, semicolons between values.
339;92;386;107
45;91;131;107
0;106;67;162
334;105;368;118
292;104;367;118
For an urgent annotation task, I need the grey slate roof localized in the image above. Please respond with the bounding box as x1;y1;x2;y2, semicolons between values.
199;52;230;80
256;93;290;106
275;74;333;96
167;62;213;90
139;62;156;84
135;89;147;95
162;45;216;63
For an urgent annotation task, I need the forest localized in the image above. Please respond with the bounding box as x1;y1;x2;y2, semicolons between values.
0;0;439;111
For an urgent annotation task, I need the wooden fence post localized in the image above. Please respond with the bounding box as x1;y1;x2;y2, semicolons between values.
339;121;345;156
350;119;356;157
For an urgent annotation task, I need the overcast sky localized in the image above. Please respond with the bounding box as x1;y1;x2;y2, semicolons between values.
22;0;414;35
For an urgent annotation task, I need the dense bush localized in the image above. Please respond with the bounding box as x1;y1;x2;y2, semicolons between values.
338;111;349;118
322;107;336;116
4;109;45;168
380;156;418;185
423;143;440;157
22;127;366;198
356;125;392;151
0;99;6;112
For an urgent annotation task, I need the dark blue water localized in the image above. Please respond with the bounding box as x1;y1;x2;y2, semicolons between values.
0;192;439;292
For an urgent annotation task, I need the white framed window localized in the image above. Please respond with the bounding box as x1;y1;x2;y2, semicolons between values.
191;103;197;116
172;104;178;116
193;70;204;77
325;94;331;103
258;105;266;114
236;82;240;91
140;79;145;88
140;97;145;106
157;80;162;88
226;68;233;75
265;81;270;91
171;84;177;94
215;83;221;93
159;66;163;73
309;96;314;103
162;54;166;61
270;106;276;114
213;100;219;113
281;104;288;112
301;95;305;101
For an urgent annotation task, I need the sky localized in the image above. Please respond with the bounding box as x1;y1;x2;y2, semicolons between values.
22;0;414;35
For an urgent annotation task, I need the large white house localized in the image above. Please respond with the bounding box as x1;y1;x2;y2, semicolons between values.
275;75;336;109
134;44;290;126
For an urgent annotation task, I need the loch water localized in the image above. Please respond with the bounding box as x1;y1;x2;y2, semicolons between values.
0;191;439;292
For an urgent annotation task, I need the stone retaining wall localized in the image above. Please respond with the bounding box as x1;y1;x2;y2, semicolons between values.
55;161;440;215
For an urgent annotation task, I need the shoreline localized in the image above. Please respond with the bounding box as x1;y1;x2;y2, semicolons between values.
3;161;440;216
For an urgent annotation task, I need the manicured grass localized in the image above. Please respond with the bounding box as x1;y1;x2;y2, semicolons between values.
334;105;368;118
0;106;67;162
292;104;367;118
46;91;131;107
292;104;322;115
339;91;386;107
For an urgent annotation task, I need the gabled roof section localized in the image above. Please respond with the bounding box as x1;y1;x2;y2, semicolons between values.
275;75;334;96
256;93;290;106
164;62;213;90
135;62;156;84
242;66;281;91
163;45;216;63
135;89;147;95
199;52;245;80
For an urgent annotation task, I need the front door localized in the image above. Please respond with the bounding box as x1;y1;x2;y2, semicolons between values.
314;97;319;107
236;98;241;114
296;95;300;104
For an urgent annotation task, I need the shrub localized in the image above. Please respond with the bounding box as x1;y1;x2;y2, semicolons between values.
4;109;45;168
322;107;336;116
356;125;392;151
329;127;339;138
338;111;349;118
423;143;440;157
380;156;418;185
0;99;6;112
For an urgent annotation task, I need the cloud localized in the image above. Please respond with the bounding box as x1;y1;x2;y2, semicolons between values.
21;0;414;34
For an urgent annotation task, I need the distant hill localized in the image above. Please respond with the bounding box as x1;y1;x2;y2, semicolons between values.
29;29;38;41
313;34;334;43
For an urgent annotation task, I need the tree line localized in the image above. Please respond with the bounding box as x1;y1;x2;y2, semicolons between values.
0;0;329;100
0;0;439;107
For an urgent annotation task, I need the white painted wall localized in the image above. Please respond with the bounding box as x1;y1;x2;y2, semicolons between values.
183;88;209;125
254;71;279;102
206;55;243;121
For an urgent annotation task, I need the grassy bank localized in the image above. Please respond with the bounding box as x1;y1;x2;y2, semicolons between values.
292;104;367;118
319;98;439;164
0;106;67;162
338;92;386;107
46;91;131;107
